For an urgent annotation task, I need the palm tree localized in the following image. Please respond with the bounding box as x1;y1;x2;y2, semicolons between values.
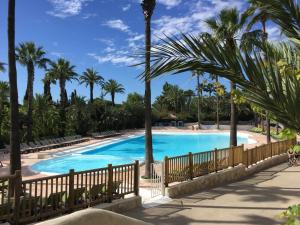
47;58;77;136
205;8;249;146
103;79;125;106
194;71;203;129
247;0;272;143
8;0;21;175
16;42;48;142
142;29;300;133
141;0;156;178
184;89;194;113
79;68;104;103
42;73;56;102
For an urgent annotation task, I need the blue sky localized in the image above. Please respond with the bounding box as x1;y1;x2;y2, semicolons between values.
0;0;282;104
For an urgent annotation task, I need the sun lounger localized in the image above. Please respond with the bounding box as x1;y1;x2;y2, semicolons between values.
91;131;121;139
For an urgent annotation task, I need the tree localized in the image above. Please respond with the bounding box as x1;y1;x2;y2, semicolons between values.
32;94;60;138
205;8;250;146
0;82;9;147
194;71;203;129
143;33;300;132
42;73;56;102
8;0;21;174
47;58;77;137
79;68;104;103
103;79;125;106
16;42;49;142
247;0;273;143
184;89;194;113
141;0;156;178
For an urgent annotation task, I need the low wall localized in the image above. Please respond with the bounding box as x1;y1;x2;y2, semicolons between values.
166;154;288;198
35;208;151;225
93;196;142;213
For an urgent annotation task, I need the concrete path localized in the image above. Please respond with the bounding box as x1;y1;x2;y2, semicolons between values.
124;163;300;225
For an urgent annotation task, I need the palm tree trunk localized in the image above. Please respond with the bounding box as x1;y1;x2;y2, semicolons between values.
262;19;271;144
230;81;237;146
111;92;115;106
216;76;220;129
26;62;34;142
266;112;271;143
197;75;201;129
144;16;154;178
59;79;66;137
90;83;94;103
8;0;21;174
43;80;51;101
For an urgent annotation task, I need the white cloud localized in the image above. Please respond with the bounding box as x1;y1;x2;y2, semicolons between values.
104;46;116;53
88;52;139;66
47;0;92;18
94;38;114;47
128;34;144;42
157;0;182;9
267;26;283;41
82;13;97;19
122;4;131;11
103;19;130;33
152;0;248;41
50;52;64;57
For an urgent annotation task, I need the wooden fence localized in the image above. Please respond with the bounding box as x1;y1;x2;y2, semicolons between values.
164;138;296;186
0;161;139;224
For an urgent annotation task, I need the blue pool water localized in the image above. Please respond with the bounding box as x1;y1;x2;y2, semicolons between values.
31;133;249;174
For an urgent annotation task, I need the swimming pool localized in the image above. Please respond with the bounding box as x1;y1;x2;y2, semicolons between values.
31;133;251;174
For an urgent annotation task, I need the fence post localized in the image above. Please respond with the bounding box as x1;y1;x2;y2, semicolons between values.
107;164;113;203
68;169;75;210
134;160;139;196
270;142;273;157
164;156;169;187
214;148;218;172
161;161;165;196
231;146;235;167
13;170;22;225
188;152;194;180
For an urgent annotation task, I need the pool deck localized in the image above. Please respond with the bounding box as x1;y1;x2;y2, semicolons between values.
124;162;300;225
0;128;269;180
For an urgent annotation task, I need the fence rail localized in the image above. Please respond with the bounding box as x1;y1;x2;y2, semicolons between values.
0;161;139;224
164;138;296;186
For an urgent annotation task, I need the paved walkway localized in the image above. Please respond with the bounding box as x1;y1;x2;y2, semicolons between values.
124;163;300;225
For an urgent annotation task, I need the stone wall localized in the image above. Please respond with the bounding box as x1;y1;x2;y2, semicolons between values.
93;196;142;213
35;208;151;225
166;154;288;198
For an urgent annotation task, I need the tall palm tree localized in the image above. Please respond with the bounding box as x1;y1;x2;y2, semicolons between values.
193;70;204;129
16;42;48;142
141;0;156;178
205;8;249;146
42;73;56;102
47;58;77;136
247;0;272;143
79;68;104;103
103;79;125;106
8;0;21;175
184;89;194;113
141;1;300;133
